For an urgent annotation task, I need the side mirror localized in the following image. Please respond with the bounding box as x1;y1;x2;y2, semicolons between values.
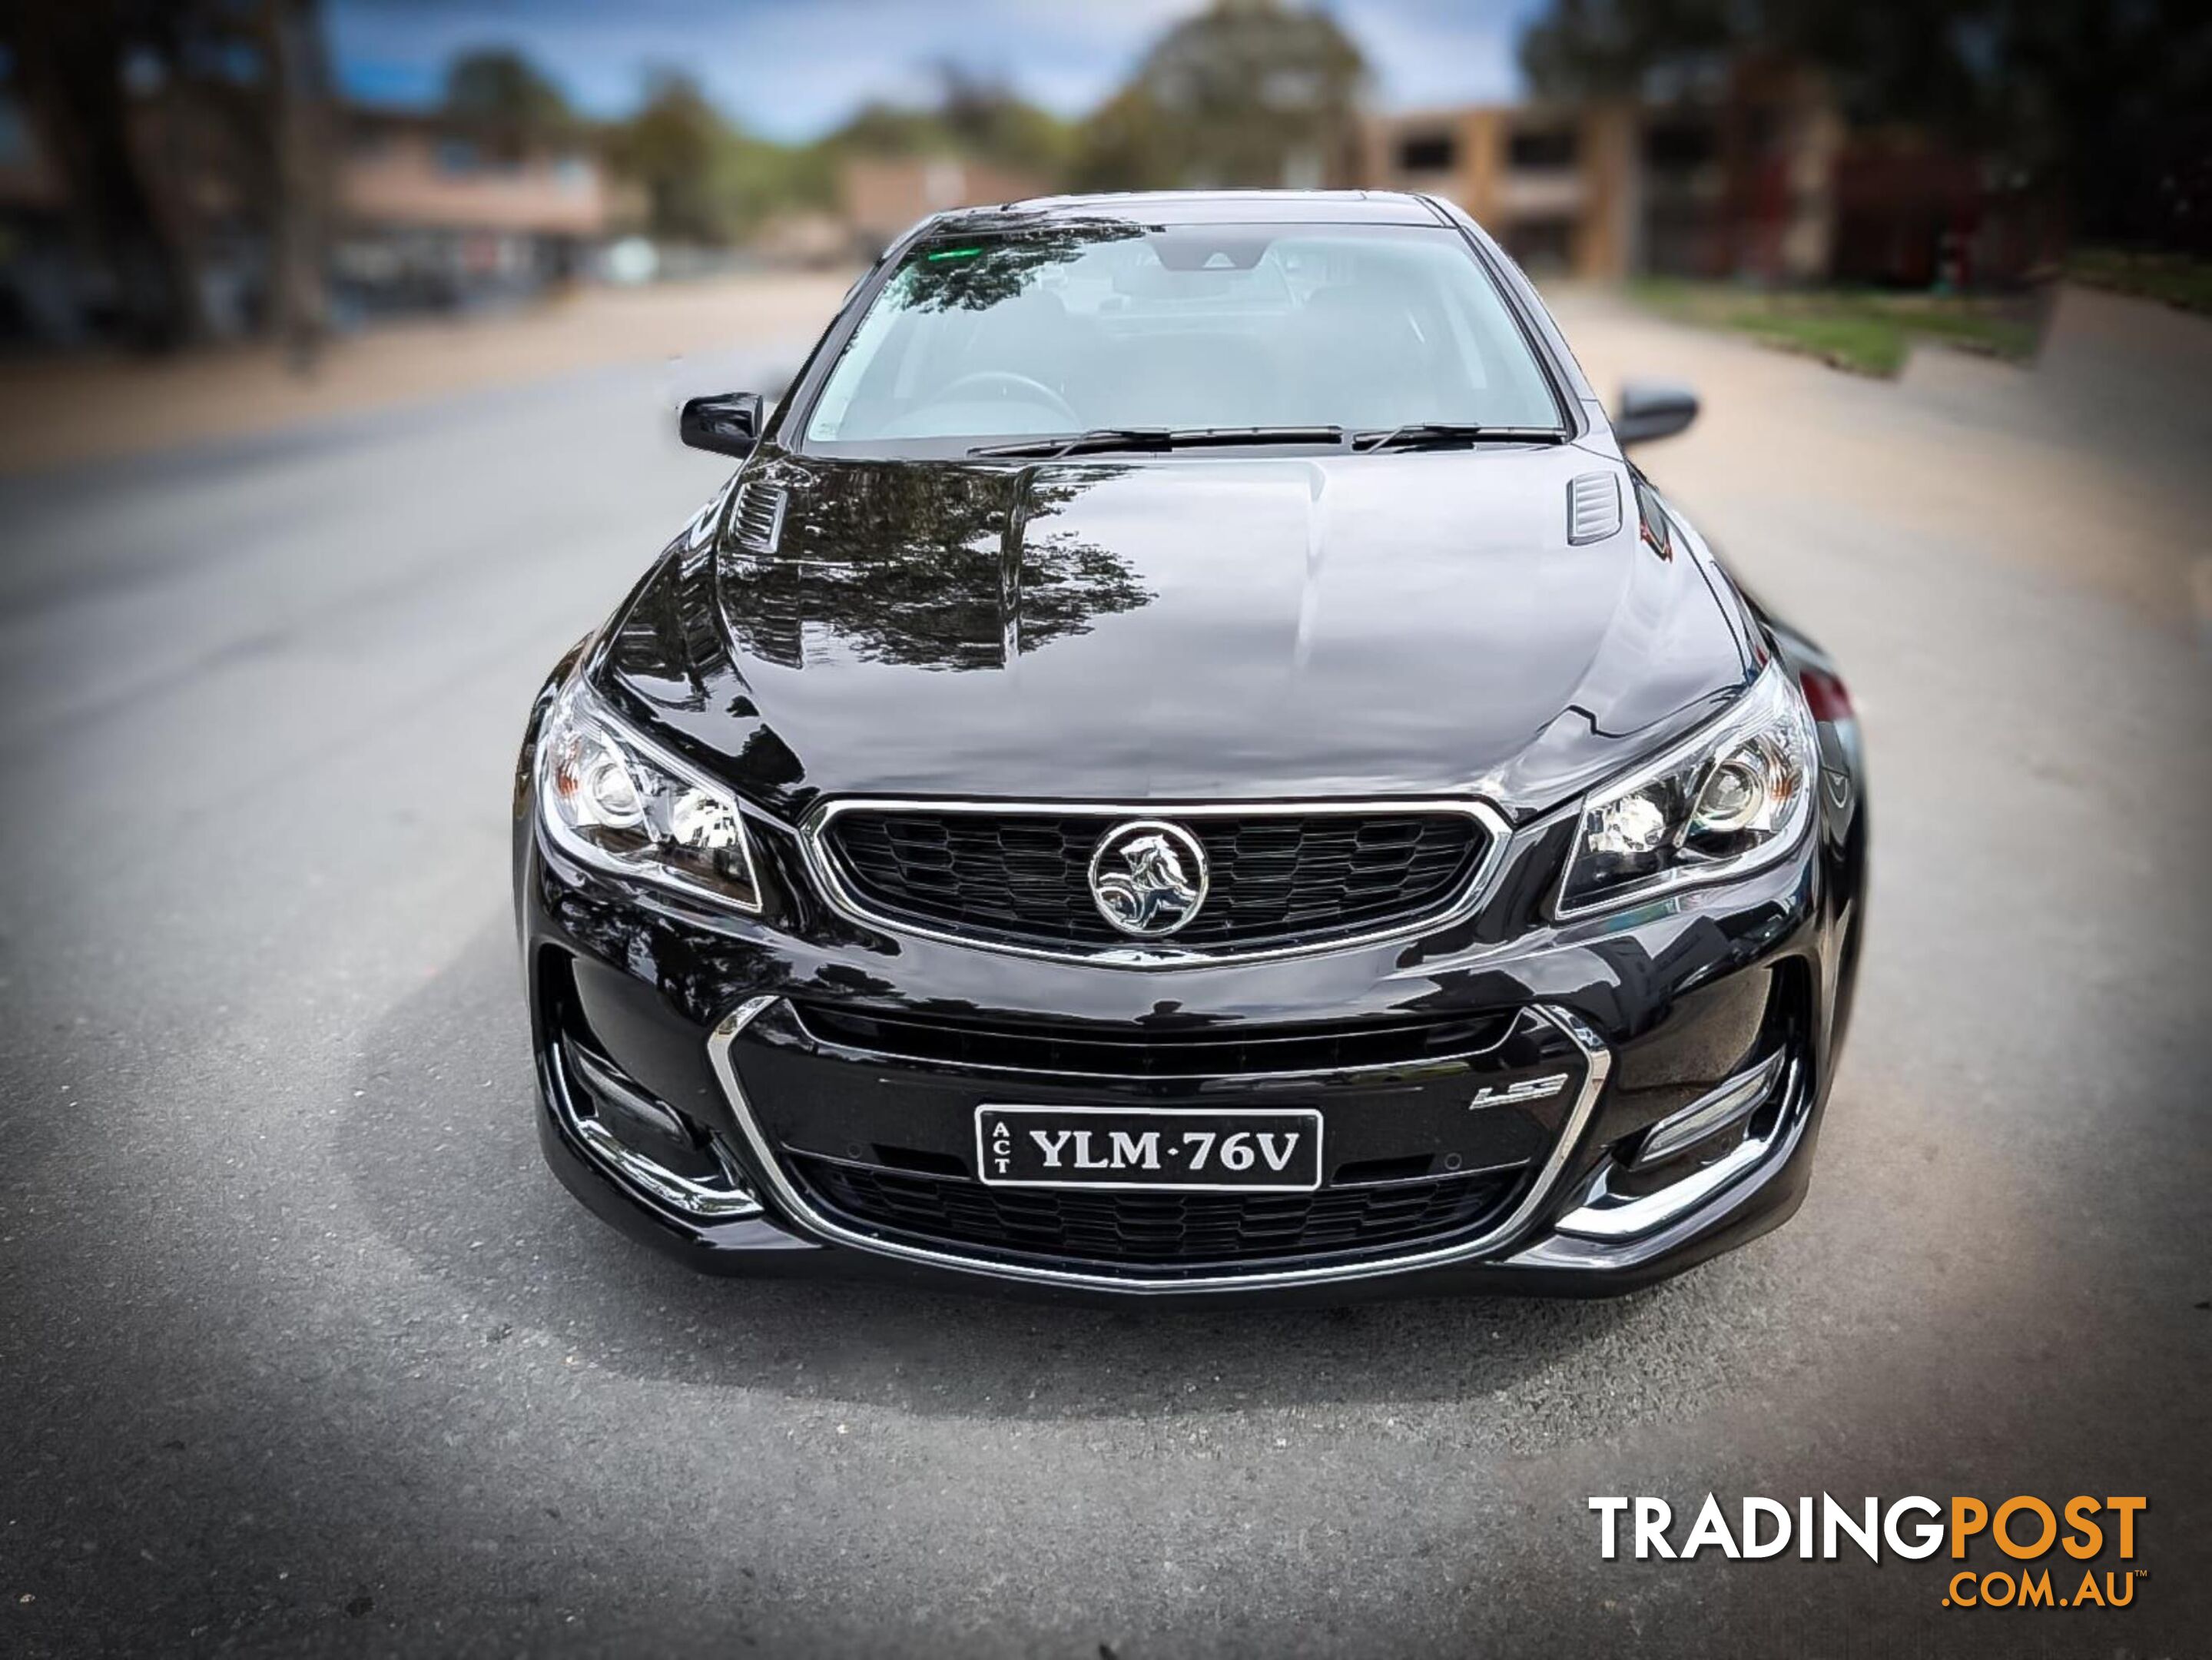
679;392;764;458
1613;380;1699;447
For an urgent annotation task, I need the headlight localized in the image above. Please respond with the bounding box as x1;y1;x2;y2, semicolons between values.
537;681;762;914
1556;661;1818;918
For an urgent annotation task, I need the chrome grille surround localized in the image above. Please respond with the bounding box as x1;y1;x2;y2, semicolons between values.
705;997;1613;1294
797;796;1515;968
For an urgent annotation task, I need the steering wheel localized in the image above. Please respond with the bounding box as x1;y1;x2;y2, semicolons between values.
934;370;1079;425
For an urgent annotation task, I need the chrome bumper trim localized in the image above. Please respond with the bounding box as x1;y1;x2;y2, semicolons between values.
1549;1055;1799;1243
1631;1050;1786;1168
552;1041;762;1221
705;997;1610;1294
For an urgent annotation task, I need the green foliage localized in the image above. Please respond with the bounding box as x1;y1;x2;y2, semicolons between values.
1520;0;1733;99
2066;248;2212;317
607;70;728;244
443;48;572;131
934;64;1079;177
1073;0;1367;191
603;61;1070;247
1628;278;2040;375
714;131;837;237
819;65;1077;178
605;68;831;245
596;1;1384;246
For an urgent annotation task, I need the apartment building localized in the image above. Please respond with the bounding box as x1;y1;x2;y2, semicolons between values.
0;88;628;344
1361;60;1842;284
332;106;631;317
841;156;1055;257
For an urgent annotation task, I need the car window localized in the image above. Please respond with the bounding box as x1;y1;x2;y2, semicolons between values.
801;222;1561;450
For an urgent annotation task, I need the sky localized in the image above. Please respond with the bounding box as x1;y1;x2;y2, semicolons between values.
328;0;1547;141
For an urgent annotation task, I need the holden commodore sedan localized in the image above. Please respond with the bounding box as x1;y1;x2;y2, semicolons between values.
514;191;1866;1298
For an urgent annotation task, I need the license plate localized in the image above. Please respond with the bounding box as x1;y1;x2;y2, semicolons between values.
974;1105;1324;1192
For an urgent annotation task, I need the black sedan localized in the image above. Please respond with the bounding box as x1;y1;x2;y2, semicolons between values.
513;190;1867;1299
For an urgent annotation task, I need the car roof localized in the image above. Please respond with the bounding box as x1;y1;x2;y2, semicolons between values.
927;190;1450;233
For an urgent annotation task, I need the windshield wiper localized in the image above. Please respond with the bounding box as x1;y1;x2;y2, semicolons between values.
970;427;1172;460
971;425;1345;460
1351;423;1567;453
1164;425;1346;449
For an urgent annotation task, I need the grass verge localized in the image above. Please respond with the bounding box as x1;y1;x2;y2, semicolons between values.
2064;248;2212;316
1626;278;2040;376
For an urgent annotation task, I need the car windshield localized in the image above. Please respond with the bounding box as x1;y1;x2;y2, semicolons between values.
801;221;1564;453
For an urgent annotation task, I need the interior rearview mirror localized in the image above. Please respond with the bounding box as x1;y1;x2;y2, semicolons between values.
680;393;764;458
1613;380;1700;447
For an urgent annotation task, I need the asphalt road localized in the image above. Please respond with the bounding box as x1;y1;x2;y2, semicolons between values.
3;291;2207;1659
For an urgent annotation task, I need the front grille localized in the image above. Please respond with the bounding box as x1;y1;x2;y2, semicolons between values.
790;1003;1517;1079
821;808;1487;952
789;1154;1522;1268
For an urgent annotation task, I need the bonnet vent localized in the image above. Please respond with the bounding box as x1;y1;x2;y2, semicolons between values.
731;483;788;553
1567;473;1623;545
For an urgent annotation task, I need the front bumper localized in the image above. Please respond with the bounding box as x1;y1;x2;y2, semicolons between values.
517;772;1859;1301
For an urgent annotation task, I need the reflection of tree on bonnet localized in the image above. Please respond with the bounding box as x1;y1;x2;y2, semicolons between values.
893;219;1144;313
723;463;1152;672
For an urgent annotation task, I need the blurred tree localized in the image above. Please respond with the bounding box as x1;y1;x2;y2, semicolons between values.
1520;0;2212;251
715;133;836;235
609;69;841;246
821;65;1074;176
931;63;1075;177
263;0;334;370
443;46;572;132
826;99;952;158
609;69;730;244
8;2;206;349
3;0;336;354
1074;0;1367;191
1518;0;1730;98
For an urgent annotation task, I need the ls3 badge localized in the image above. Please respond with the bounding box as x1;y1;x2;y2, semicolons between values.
1469;1072;1570;1109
